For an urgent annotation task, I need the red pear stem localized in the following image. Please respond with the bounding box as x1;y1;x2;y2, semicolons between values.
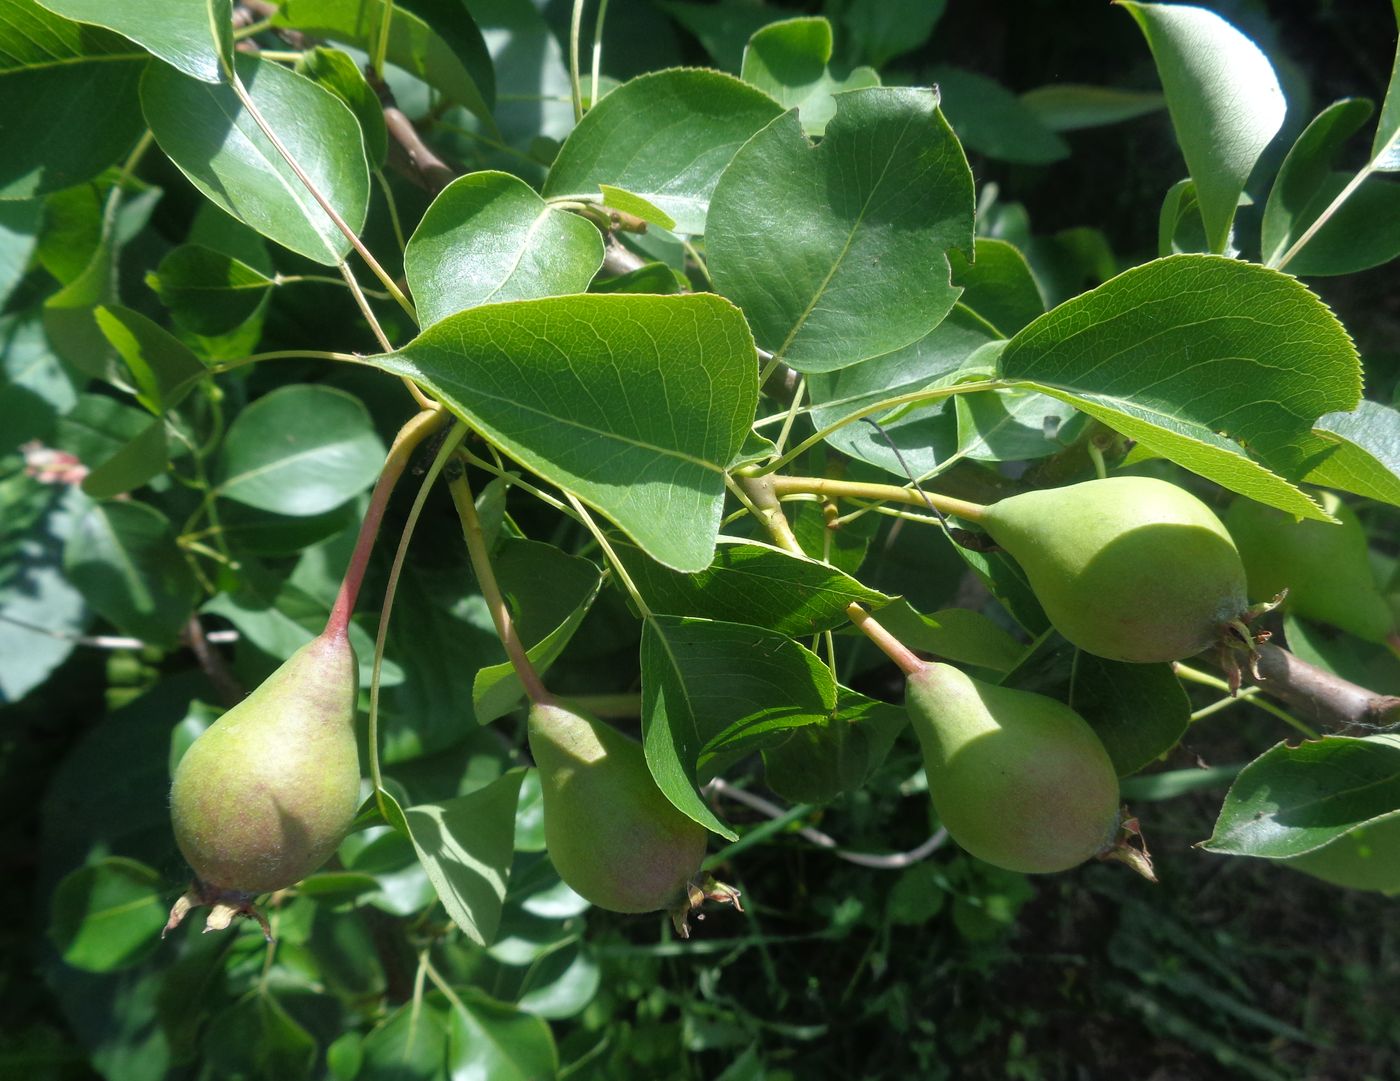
447;471;551;705
738;474;926;676
768;475;988;522
326;408;446;640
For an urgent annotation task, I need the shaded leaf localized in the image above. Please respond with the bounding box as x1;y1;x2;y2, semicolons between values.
1020;83;1165;132
841;0;944;67
444;988;559;1081
1070;654;1189;777
949;237;1044;337
708;87;974;374
203;992;317;1081
94;305;206;414
405;769;526;947
64;500;196;646
0;0;146;197
1302;400;1400;507
369;293;758;573
1120;0;1285;252
146;244;275;336
49;856;166;972
215;384;385;516
641;616;837;838
874;600;1025;673
762;687;907;804
931;66;1069;164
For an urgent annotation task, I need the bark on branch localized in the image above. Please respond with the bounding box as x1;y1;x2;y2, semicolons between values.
1238;642;1400;733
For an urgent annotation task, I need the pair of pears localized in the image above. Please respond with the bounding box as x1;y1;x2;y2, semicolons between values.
168;629;731;934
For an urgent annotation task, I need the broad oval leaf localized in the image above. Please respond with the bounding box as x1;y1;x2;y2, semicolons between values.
405;171;604;327
297;46;389;167
368;293;759;573
94;304;206;414
142;53;369;265
1204;734;1400;858
1069;654;1189;777
64;500;198;646
444;988;559;1081
997;254;1361;520
1019;83;1165;132
641;615;838;838
762;687;908;804
49;856;166;972
542;68;784;236
949;238;1044;338
203;992;317;1081
35;0;233;82
1119;0;1285;253
0;0;147;198
405;769;526;947
708;87;974;374
740;16;879;137
215;384;386;515
931;66;1069;164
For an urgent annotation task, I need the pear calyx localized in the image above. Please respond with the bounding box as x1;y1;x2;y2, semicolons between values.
163;881;273;941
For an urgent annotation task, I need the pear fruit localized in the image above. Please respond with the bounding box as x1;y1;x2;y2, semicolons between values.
168;629;361;929
1224;491;1394;644
979;476;1247;663
528;701;739;934
905;663;1121;873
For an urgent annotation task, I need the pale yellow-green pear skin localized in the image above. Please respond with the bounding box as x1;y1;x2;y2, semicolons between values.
980;476;1247;663
528;702;708;914
906;663;1120;874
1225;491;1395;644
170;631;361;894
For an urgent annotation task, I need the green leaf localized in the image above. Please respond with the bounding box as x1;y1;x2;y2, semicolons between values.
0;0;147;198
1157;178;1208;257
64;500;197;646
49;857;166;972
444;988;559;1081
94;305;206;415
35;0;233;82
997;254;1361;520
80;418;169;499
146;244;275;336
806;306;997;477
142;53;370;265
658;1;786;72
1119;0;1285;253
930;67;1069;164
762;687;907;804
949;238;1044;337
203;992;317;1081
1204;734;1400;858
954;387;1079;464
361;998;449;1081
215;384;386;516
0;482;87;704
369;293;758;573
275;0;495;126
739;17;879;137
472;540;602;724
405;769;526;947
840;0;945;67
515;943;601;1019
1019;83;1165;132
42;182;124;380
590;260;688;295
1373;6;1400;170
1070;655;1189;777
543;68;784;236
1301;400;1400;507
597;184;676;230
708;87;974;374
874;600;1025;673
640;616;837;838
405;171;604;327
297;46;389;167
1262;99;1400;275
617;538;891;637
0;198;43;305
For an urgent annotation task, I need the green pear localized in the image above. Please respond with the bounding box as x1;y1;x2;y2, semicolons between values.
905;663;1121;873
170;630;361;899
1224;490;1394;644
979;476;1247;663
528;701;738;932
